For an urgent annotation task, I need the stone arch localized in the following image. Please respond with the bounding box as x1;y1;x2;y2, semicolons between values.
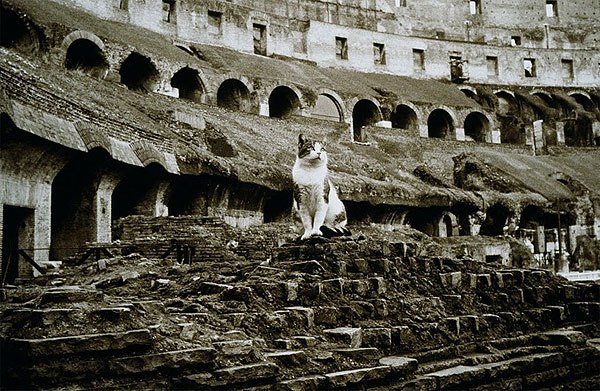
111;163;170;220
0;5;43;53
50;147;114;261
459;86;477;98
531;90;556;108
119;52;160;92
62;30;104;51
64;37;109;78
569;92;597;112
427;107;456;139
480;204;511;236
520;205;545;229
391;102;419;132
464;111;491;142
436;212;458;237
494;90;519;116
352;98;382;142
170;66;205;103
268;85;301;118
75;122;113;154
316;88;347;122
217;78;252;112
312;92;344;122
130;141;169;171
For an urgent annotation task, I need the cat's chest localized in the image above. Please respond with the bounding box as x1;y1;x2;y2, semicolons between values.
292;164;327;186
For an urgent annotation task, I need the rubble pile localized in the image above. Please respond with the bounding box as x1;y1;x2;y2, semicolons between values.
1;223;599;390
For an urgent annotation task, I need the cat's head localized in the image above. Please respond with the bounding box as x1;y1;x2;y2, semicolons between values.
297;134;327;165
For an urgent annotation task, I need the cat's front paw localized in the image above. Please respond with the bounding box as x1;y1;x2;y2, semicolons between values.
310;229;323;237
300;231;312;240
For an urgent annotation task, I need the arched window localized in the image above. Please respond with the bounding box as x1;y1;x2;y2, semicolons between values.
312;94;342;122
464;112;490;142
217;79;251;112
391;104;418;131
65;39;109;78
171;67;205;103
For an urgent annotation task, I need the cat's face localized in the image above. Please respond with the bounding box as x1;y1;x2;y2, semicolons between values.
297;134;328;165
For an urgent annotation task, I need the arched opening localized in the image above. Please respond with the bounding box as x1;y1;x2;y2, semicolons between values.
51;148;113;261
495;91;525;145
495;91;519;116
404;208;440;236
352;99;381;142
217;79;251;112
460;88;476;99
391;104;418;131
427;109;454;139
119;52;159;92
311;94;342;122
464;112;490;142
112;163;168;220
570;93;597;112
0;6;42;54
65;39;109;78
171;67;205;103
480;204;511;236
437;212;457;237
269;86;301;118
520;205;545;229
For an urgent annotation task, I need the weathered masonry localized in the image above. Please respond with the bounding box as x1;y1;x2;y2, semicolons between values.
0;0;599;279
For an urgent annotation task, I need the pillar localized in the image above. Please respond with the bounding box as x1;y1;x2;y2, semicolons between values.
93;174;122;243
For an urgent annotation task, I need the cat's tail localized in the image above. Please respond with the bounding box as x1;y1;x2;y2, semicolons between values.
320;225;352;238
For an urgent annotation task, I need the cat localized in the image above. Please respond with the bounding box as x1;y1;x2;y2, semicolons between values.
292;134;350;240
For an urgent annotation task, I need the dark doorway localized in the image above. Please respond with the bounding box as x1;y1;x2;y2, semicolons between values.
119;52;159;92
2;205;34;284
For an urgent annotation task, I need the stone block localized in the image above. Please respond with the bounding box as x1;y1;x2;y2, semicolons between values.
10;329;151;357
212;339;254;356
391;326;412;348
284;306;315;328
368;258;391;274
292;336;318;348
347;258;369;273
379;356;419;377
109;347;216;374
347;279;369;295
546;305;566;323
39;286;104;305
477;274;491;289
190;362;279;387
274;339;294;350
313;306;340;327
290;260;325;274
440;272;462;288
362;328;391;348
368;277;386;295
298;282;322;301
322;278;344;296
535;330;587;346
424;365;486;389
459;315;479;333
442;317;460;336
334;347;380;362
325;366;391;387
264;350;307;367
199;282;233;294
370;299;388;318
324;327;362;348
278;375;326;391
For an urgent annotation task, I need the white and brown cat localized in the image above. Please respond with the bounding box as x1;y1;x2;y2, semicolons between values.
292;134;350;240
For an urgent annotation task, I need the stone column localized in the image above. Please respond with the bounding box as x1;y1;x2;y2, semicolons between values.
556;122;565;145
93;173;123;243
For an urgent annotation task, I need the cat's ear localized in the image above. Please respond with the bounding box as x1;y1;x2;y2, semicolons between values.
322;136;328;148
298;134;306;146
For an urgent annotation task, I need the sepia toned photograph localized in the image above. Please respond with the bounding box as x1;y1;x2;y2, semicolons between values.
0;0;599;389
